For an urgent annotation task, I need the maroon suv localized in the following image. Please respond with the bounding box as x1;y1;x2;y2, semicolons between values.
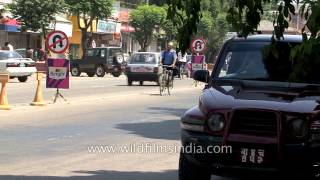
179;35;320;179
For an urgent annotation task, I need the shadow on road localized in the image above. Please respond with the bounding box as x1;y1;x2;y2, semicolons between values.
147;107;187;117
115;107;187;140
116;120;180;140
0;170;177;180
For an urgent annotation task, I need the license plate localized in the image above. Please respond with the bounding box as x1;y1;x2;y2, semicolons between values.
240;148;265;164
131;67;153;73
19;63;25;67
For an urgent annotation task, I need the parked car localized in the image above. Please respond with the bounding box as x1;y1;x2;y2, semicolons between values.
179;34;320;179
15;48;45;61
70;47;125;77
0;50;36;82
125;52;161;86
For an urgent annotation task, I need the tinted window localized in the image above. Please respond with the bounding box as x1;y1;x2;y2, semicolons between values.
109;49;121;56
130;54;157;64
85;49;95;57
0;51;23;60
216;41;299;82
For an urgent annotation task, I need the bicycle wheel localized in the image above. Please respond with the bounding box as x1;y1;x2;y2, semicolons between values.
167;74;172;96
159;74;166;96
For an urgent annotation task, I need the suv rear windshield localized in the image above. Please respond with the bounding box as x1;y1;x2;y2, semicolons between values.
130;54;157;64
216;41;308;83
0;51;23;60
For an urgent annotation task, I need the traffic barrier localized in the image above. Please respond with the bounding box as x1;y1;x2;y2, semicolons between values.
0;74;10;110
30;71;46;106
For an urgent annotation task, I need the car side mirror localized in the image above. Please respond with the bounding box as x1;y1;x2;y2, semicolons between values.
193;70;210;83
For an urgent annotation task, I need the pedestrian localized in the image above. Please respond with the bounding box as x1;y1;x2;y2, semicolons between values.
177;52;187;78
2;43;9;50
26;47;34;59
2;42;13;51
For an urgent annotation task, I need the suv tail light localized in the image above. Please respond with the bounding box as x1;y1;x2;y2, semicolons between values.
6;63;18;67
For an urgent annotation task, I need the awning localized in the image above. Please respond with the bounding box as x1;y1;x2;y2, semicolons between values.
121;24;135;33
0;17;20;32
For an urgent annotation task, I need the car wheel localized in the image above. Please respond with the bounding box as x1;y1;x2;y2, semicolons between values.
18;76;28;82
71;66;81;77
128;79;133;86
112;72;122;77
179;152;211;180
95;65;105;77
86;72;95;77
139;81;144;86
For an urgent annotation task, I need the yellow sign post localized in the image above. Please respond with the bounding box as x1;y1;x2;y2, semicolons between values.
0;74;10;110
30;71;46;106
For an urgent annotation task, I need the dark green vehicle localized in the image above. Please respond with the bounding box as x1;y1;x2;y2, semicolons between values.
70;47;125;77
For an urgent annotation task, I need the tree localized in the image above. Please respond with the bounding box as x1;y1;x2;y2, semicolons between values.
65;0;113;53
196;1;230;62
8;0;66;46
168;0;320;82
130;5;166;51
149;0;167;6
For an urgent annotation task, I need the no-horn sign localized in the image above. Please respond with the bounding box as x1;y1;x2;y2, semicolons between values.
46;30;69;54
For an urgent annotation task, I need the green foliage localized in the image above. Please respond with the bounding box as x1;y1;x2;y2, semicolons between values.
167;0;202;53
66;0;113;29
8;0;66;36
130;5;167;51
65;0;113;50
167;0;229;61
290;37;320;83
149;0;167;6
168;0;320;82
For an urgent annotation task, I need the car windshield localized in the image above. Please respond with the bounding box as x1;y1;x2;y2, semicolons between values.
130;54;157;64
215;41;314;83
0;51;23;60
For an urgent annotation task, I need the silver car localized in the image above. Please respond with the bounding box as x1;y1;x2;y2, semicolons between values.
125;52;161;86
0;50;36;82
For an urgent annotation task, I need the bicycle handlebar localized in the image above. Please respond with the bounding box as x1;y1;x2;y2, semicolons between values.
160;65;174;68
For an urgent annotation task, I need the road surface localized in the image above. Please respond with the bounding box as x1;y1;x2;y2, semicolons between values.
0;75;235;180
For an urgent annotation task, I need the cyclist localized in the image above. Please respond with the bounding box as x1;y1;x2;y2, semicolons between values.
161;42;177;81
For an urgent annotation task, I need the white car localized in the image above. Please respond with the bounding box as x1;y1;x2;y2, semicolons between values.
0;50;37;82
125;52;161;86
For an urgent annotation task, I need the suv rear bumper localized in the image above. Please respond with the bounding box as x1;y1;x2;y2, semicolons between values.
181;129;320;177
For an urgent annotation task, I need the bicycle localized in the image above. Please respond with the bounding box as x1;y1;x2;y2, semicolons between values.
159;65;174;96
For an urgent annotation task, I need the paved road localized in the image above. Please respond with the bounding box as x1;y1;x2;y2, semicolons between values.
0;75;235;180
6;74;196;106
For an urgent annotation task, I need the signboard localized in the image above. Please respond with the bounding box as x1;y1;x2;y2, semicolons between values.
46;30;69;54
97;20;117;34
191;38;207;54
191;55;205;72
46;59;69;89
